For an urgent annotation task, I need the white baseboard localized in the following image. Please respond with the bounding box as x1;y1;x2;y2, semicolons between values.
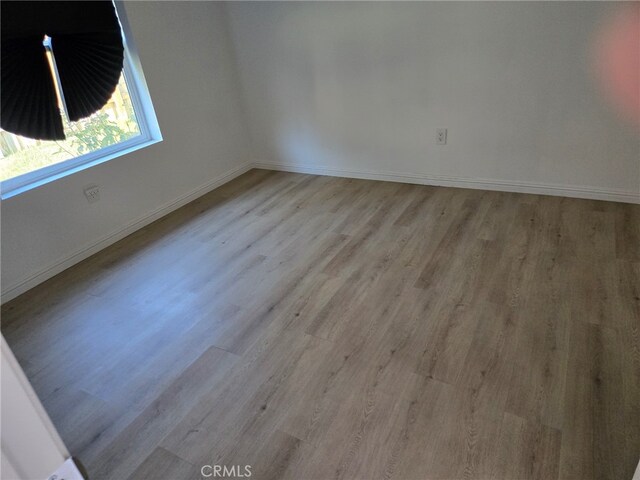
1;162;252;304
254;161;640;205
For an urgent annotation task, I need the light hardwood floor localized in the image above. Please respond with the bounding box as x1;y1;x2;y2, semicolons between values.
2;169;639;480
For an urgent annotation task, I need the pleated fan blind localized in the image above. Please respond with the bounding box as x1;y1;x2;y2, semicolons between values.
1;1;124;140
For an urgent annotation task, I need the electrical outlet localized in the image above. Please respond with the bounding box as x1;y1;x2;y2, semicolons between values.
436;128;447;145
84;185;100;203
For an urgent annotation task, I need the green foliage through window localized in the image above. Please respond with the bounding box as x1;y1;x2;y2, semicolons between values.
63;112;136;155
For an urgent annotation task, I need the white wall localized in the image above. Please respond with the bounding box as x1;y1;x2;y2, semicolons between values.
226;1;639;202
1;1;252;300
1;335;75;480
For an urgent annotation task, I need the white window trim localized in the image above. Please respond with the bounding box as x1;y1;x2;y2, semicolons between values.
0;1;162;199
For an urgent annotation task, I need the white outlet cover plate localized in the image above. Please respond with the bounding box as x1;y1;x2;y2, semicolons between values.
83;185;100;203
436;128;447;145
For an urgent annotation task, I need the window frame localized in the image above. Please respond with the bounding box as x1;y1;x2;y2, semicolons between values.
1;1;162;199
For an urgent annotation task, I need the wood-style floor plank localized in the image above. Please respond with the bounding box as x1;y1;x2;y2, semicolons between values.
127;448;199;480
2;169;639;480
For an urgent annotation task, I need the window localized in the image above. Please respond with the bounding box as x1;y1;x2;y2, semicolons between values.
0;3;161;198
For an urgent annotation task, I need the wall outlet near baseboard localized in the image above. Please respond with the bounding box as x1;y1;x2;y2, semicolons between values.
436;128;447;145
84;185;100;204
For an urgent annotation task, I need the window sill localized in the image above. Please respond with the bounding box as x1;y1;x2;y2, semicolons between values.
0;135;162;200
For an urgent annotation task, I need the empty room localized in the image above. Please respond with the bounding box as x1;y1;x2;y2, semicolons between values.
1;1;639;479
